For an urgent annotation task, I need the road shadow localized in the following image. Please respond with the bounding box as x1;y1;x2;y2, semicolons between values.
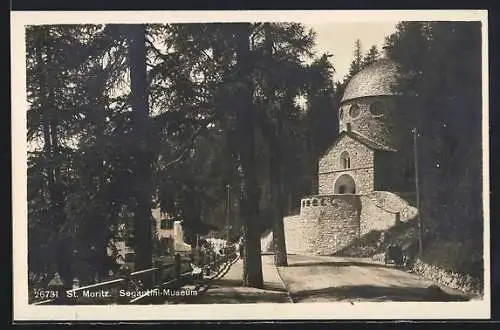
186;277;290;304
209;277;288;293
191;290;290;304
210;278;243;287
292;284;470;302
287;260;384;269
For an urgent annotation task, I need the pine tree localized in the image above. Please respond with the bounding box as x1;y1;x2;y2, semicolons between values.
26;22;342;291
234;22;264;288
362;45;380;67
125;24;154;272
347;39;363;78
384;21;483;276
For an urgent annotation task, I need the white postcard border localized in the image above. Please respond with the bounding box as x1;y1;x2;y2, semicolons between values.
11;9;490;321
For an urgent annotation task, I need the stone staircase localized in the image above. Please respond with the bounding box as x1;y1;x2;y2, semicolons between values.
367;191;417;222
358;191;417;235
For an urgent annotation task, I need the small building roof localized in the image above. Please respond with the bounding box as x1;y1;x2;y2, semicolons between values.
320;130;397;159
341;59;402;103
347;130;397;152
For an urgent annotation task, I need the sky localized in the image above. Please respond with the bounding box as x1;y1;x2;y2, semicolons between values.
304;22;399;81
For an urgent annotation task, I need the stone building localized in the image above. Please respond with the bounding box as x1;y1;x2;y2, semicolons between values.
284;59;418;255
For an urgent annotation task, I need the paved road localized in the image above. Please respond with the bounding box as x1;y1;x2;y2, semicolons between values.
185;254;291;304
277;254;472;303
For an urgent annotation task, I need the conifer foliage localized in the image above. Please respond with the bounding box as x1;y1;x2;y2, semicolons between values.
26;23;337;288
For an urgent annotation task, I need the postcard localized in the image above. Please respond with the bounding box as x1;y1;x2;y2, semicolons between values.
12;9;490;321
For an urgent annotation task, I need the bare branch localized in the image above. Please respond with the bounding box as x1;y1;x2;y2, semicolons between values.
161;115;216;169
145;36;168;59
163;144;192;168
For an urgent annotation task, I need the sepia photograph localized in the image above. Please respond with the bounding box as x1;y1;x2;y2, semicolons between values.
11;9;490;321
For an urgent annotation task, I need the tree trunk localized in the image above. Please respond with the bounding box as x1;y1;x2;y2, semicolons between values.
49;121;73;287
96;91;110;280
234;23;263;288
127;24;153;272
270;136;288;266
37;31;73;288
262;23;287;266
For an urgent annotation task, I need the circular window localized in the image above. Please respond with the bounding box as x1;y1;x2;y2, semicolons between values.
349;104;360;118
339;108;344;120
370;101;385;116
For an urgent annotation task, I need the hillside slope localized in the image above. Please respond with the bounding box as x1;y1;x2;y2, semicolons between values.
333;217;483;296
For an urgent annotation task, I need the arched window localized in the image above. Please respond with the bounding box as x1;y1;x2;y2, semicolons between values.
340;151;350;169
369;101;385;116
349;104;360;118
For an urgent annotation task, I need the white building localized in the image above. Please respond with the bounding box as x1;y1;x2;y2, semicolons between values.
107;208;192;268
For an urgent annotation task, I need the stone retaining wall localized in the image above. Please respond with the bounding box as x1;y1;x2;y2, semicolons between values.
284;191;416;255
359;191;416;235
359;195;398;235
284;195;361;255
282;215;303;254
370;191;417;221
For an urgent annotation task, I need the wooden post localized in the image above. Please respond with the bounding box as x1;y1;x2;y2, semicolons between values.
153;259;160;286
119;266;132;304
48;272;66;305
174;253;181;280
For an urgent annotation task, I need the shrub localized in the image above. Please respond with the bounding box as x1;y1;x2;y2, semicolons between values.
411;258;483;295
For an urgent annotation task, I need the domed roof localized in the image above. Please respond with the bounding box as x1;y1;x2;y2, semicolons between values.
341;59;401;103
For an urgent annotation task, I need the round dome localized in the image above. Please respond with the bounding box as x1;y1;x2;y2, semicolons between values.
341;59;401;103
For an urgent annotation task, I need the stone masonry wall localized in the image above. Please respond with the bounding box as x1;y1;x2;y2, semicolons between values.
359;191;417;235
339;96;401;149
319;168;374;196
285;191;416;255
284;195;362;255
369;191;417;221
359;195;397;235
282;215;303;254
319;134;374;195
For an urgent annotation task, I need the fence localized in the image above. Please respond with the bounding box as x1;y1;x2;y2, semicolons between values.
32;249;236;305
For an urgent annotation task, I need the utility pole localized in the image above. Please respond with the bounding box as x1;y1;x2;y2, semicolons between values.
226;184;231;245
413;128;423;258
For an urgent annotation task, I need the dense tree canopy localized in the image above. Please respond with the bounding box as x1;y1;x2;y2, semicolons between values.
383;21;483;275
26;22;339;288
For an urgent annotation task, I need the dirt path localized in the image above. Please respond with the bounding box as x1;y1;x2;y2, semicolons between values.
277;254;472;303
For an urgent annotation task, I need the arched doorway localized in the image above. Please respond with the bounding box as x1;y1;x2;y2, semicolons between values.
334;174;356;194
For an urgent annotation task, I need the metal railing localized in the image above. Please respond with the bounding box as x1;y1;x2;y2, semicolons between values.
131;251;235;304
32;251;235;305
